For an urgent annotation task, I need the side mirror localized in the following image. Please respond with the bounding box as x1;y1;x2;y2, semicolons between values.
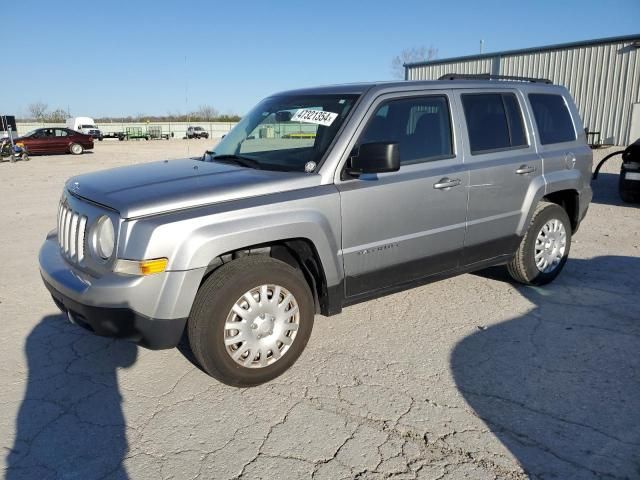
346;142;400;176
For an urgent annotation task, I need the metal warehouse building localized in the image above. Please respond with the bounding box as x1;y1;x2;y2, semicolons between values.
405;34;640;146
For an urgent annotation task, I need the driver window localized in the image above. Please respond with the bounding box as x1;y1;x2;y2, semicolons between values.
359;96;453;165
55;129;68;137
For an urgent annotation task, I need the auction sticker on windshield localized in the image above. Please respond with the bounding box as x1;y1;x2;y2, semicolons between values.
291;109;338;127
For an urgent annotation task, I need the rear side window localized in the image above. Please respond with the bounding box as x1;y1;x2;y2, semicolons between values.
528;94;576;144
462;93;528;154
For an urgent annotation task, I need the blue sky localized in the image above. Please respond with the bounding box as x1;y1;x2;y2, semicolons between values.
4;0;639;117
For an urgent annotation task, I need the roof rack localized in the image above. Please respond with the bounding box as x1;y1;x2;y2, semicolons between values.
438;73;552;84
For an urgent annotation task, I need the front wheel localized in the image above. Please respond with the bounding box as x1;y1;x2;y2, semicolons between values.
507;202;572;285
188;256;315;387
70;143;83;155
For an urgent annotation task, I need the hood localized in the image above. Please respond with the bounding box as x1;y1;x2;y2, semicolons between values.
65;158;321;218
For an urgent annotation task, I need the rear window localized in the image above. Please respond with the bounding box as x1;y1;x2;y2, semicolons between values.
528;94;576;144
462;93;527;154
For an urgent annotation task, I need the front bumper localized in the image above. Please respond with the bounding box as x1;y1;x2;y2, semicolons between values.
44;280;186;349
39;232;205;349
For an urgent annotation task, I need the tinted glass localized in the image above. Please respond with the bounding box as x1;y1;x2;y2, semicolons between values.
462;94;511;152
528;94;576;144
359;96;452;165
55;129;68;137
502;94;527;147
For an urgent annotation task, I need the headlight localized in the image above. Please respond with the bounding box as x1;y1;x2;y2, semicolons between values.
91;215;115;260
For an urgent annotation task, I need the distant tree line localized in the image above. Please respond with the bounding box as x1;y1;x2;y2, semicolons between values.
19;103;241;123
391;46;438;79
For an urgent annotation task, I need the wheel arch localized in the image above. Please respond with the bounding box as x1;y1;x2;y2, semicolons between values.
542;189;580;233
200;238;339;316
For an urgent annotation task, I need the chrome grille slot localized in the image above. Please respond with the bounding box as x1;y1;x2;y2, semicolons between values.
57;201;88;264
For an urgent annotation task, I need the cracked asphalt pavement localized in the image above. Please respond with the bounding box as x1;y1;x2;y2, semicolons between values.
1;141;638;479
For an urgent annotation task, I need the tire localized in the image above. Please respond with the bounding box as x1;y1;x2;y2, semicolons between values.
70;143;83;155
620;189;640;203
619;175;640;203
507;201;572;286
21;153;29;162
9;154;16;163
188;256;315;387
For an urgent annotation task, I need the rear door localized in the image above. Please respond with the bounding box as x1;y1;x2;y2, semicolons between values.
455;89;543;265
54;129;72;153
337;90;469;298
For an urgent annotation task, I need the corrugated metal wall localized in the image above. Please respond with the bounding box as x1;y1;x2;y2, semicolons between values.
406;37;640;145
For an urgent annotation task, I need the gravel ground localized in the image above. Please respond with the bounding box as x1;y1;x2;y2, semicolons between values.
0;141;638;479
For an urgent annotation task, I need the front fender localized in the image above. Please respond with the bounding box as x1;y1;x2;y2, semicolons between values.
119;186;343;287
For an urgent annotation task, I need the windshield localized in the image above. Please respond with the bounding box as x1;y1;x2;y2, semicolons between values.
21;130;37;138
209;94;358;172
81;124;97;129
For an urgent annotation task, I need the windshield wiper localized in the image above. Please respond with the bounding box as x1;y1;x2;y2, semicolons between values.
211;154;261;169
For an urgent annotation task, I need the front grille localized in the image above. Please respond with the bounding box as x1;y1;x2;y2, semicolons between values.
58;201;88;263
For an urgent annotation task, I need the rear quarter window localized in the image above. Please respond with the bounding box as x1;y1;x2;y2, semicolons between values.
528;93;576;145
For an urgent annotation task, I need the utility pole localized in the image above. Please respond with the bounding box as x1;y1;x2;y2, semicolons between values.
480;39;484;54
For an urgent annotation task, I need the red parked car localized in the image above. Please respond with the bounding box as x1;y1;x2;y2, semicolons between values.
15;128;94;155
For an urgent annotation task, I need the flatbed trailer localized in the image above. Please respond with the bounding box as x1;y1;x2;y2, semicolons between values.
102;131;126;140
147;125;172;140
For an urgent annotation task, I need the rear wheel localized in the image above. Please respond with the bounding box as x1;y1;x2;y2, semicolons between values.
70;143;83;155
188;256;315;387
507;202;572;285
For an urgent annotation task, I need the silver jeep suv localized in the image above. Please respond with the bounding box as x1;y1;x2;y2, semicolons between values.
39;77;592;386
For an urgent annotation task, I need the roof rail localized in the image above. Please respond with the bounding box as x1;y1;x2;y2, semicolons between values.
438;73;552;84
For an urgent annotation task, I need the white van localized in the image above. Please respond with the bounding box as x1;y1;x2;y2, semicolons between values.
66;117;103;140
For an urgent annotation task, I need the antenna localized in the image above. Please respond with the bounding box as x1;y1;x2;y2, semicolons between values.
480;40;484;54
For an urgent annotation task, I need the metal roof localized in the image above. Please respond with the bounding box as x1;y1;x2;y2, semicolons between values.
404;33;640;68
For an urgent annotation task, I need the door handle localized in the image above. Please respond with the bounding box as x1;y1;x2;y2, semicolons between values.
433;177;461;190
515;165;536;175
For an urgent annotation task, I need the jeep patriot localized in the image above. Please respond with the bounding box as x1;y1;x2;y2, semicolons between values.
39;77;592;386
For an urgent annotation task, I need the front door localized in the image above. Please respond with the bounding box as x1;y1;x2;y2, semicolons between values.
337;92;468;298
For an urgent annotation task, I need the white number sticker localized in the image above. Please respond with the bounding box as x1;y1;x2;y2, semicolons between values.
625;171;640;181
291;109;338;127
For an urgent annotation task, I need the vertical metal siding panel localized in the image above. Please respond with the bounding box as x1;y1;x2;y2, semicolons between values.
630;45;640;144
602;44;614;143
602;44;617;143
586;46;602;134
577;47;590;129
611;43;625;144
